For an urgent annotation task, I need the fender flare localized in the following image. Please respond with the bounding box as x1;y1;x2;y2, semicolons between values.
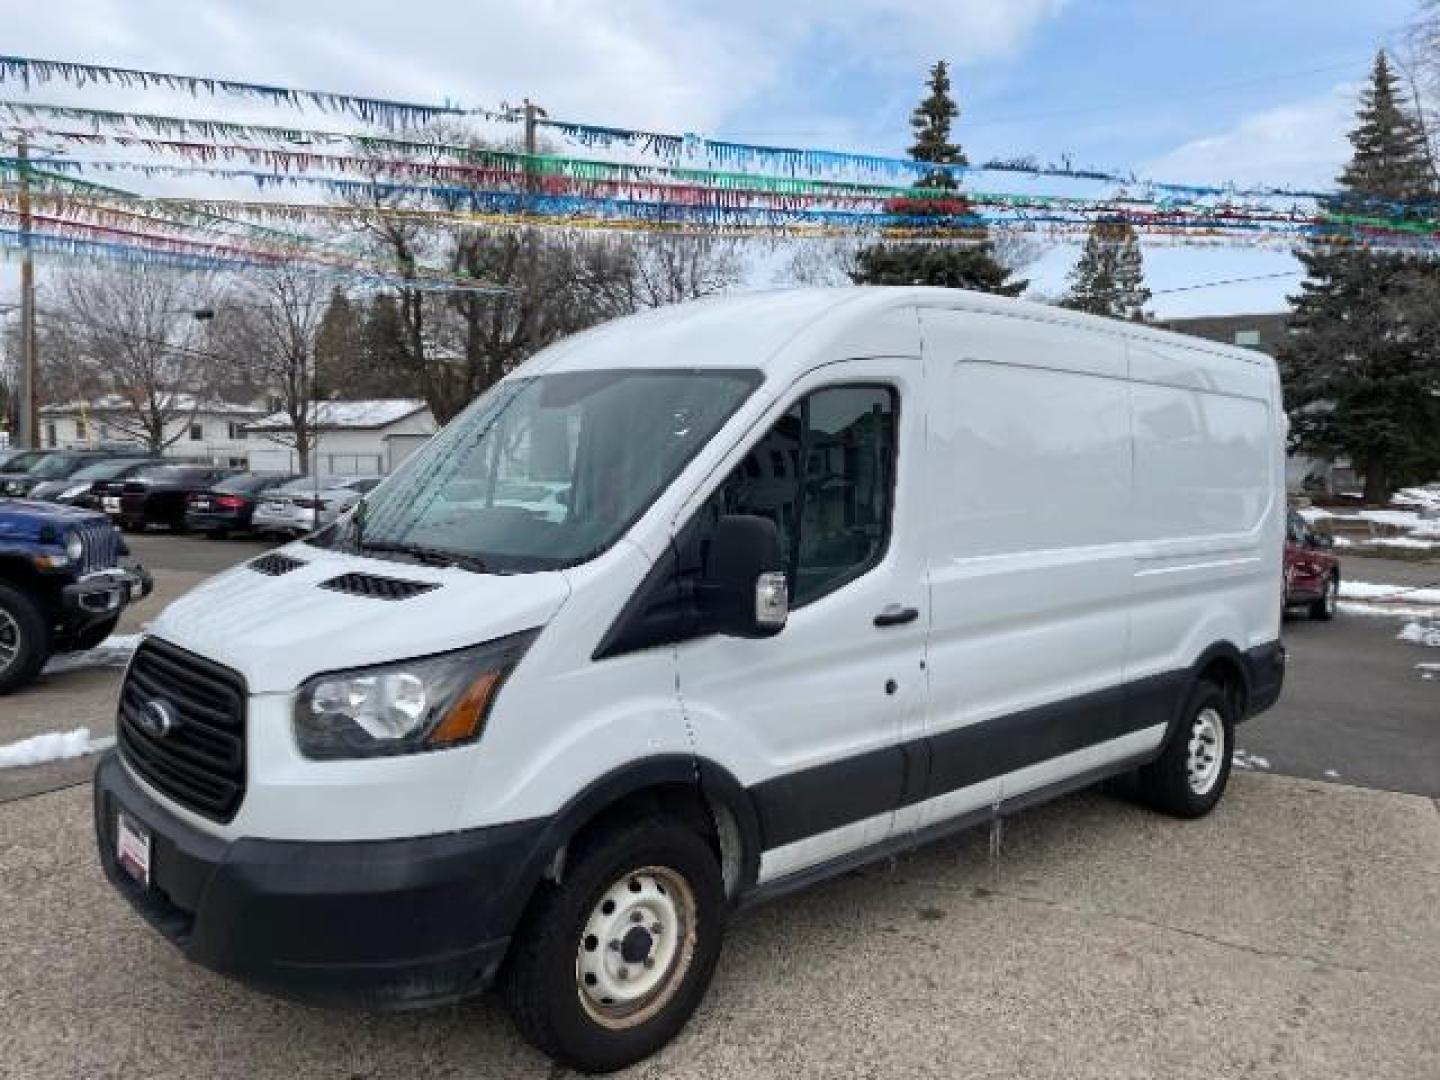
492;754;763;935
1156;641;1253;752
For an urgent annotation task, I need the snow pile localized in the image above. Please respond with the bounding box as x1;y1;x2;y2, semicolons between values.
1399;621;1440;647
1298;489;1440;549
1233;749;1271;771
41;633;141;675
1392;486;1440;514
0;728;115;769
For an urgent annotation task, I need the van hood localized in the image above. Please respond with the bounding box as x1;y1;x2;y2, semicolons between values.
148;543;572;693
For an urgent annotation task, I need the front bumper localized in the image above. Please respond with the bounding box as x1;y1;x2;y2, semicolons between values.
93;752;547;1009
60;565;153;625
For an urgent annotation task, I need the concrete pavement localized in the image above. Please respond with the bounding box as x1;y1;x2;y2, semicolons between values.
0;772;1436;1079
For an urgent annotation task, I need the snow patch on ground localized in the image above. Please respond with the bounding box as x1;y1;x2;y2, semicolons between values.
1339;581;1440;605
41;633;142;675
1417;663;1440;680
1339;602;1440;619
0;728;115;769
1374;536;1440;551
1323;769;1341;779
1233;749;1271;771
1399;621;1440;647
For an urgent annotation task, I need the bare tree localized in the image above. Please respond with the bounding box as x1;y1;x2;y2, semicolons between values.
624;236;744;307
340;120;757;421
213;268;332;473
52;268;218;453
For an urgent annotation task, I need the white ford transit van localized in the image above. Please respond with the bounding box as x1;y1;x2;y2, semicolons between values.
95;288;1286;1072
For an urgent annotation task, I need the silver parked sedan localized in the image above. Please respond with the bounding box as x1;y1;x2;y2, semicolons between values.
251;475;383;536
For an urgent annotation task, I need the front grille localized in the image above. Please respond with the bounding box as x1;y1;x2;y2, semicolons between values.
76;519;120;575
319;572;438;601
118;638;247;824
248;552;306;576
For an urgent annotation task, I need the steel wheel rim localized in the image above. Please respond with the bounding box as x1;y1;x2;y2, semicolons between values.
0;607;19;671
576;866;697;1030
1186;707;1225;795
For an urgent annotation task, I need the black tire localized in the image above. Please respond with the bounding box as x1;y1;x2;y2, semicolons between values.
1135;680;1234;819
1309;573;1339;621
502;817;726;1073
0;583;51;695
71;615;121;653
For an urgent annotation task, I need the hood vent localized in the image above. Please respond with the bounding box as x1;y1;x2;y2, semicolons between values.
319;572;439;601
249;552;306;577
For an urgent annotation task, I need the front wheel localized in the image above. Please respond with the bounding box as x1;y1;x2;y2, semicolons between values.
1310;573;1339;621
502;817;726;1073
1135;680;1235;818
0;583;51;694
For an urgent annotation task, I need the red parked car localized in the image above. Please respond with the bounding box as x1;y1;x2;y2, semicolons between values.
1285;509;1341;620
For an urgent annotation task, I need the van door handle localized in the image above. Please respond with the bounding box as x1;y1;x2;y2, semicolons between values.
873;605;919;628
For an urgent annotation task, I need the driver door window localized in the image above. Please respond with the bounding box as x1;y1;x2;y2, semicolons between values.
711;385;897;606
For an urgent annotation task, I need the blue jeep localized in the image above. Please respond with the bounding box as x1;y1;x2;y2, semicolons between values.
0;499;153;693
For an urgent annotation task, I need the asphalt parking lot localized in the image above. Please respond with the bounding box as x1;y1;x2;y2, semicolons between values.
0;535;1437;1078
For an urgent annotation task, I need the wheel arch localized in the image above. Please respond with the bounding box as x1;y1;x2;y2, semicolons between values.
1153;641;1251;756
498;755;763;938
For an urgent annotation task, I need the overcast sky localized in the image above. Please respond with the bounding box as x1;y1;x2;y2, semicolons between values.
0;0;1423;316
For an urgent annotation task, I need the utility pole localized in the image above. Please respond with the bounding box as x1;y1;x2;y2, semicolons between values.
521;99;547;209
15;132;38;449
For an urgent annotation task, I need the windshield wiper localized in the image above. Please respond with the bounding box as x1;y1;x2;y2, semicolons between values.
358;539;489;573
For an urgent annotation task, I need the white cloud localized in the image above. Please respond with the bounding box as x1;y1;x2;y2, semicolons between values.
1;0;1070;134
1146;82;1360;191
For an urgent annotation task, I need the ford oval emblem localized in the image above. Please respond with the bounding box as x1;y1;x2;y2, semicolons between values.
137;699;177;739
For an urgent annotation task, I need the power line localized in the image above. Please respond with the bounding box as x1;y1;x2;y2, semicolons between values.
1152;271;1302;296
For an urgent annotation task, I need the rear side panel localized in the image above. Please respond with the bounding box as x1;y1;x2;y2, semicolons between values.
1125;336;1284;690
915;309;1144;824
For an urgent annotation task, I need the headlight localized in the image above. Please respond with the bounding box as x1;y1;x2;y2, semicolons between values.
293;630;538;760
4;480;25;495
65;531;85;562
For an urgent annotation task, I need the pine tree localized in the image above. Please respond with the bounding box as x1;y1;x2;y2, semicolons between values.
908;59;966;187
1279;51;1440;503
851;61;1025;295
1060;217;1151;320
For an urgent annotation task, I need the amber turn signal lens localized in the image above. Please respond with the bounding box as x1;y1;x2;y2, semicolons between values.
427;669;505;746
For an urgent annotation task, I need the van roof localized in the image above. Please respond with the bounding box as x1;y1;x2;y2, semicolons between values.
521;287;1273;383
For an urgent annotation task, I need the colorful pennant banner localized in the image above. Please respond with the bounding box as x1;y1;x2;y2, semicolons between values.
0;54;485;127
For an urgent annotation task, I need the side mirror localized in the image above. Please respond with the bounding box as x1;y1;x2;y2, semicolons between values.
702;514;788;637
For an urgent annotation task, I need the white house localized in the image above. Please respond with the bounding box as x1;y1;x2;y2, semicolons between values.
37;395;266;465
244;399;437;476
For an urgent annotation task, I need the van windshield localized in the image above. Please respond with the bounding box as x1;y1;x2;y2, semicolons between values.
328;368;761;573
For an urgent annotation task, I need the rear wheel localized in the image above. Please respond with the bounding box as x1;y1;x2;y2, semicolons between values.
1135;680;1234;818
0;584;50;694
503;817;726;1073
1310;573;1339;621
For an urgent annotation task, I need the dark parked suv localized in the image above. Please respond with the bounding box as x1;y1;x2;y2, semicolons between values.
28;457;163;505
184;472;299;536
0;450;124;499
0;499;152;692
115;465;239;532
